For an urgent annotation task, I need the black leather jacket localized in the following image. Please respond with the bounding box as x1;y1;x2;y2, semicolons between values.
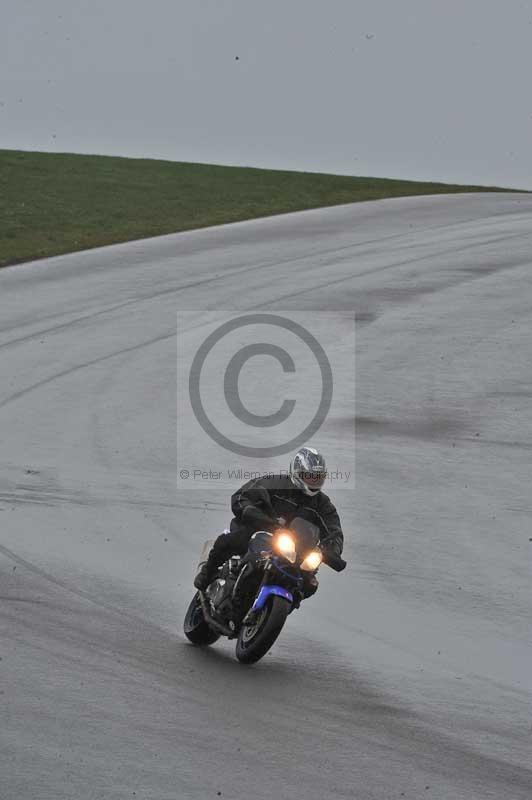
230;474;344;556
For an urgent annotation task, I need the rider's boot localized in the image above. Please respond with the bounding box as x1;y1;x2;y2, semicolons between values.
193;531;231;591
193;550;223;591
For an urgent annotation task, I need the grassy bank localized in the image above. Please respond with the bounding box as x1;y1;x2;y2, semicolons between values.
0;149;511;267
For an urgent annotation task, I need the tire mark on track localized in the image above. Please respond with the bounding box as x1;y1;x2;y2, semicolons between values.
0;542;159;625
4;216;527;350
0;229;413;349
255;232;532;308
0;329;175;410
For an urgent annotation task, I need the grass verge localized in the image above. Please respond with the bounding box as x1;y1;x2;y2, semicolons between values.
0;149;513;267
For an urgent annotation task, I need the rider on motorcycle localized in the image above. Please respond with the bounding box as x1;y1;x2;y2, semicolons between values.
194;446;345;595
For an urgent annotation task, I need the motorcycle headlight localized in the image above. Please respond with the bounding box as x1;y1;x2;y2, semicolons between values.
300;550;323;571
274;531;297;563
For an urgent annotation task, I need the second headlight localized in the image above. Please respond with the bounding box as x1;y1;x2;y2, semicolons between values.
300;550;323;571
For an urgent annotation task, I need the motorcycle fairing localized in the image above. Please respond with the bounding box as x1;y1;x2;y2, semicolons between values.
251;584;293;611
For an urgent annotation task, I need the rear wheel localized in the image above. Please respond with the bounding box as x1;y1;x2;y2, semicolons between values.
183;591;220;646
235;595;290;664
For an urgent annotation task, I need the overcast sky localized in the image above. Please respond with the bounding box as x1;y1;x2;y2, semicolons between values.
2;0;531;188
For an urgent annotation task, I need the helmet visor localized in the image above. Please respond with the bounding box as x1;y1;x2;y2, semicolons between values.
300;470;326;492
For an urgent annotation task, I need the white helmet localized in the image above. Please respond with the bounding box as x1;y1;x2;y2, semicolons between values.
289;446;327;496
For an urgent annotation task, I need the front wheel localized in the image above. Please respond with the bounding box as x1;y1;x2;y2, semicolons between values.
184;591;220;646
235;596;290;664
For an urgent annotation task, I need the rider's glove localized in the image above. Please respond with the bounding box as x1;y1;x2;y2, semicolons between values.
321;544;347;572
242;504;277;532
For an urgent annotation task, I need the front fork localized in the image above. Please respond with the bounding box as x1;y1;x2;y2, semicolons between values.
242;560;303;624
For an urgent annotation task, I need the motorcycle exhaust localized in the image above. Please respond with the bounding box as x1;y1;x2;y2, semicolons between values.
198;591;236;638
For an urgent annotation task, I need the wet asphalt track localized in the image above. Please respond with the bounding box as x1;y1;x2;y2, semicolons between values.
1;194;531;799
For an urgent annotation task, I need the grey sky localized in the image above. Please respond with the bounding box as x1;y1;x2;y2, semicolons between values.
2;0;531;188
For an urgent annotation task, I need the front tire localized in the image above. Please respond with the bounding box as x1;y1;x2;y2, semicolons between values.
235;596;290;664
184;591;220;645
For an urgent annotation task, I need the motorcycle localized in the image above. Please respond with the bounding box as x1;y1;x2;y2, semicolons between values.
183;517;346;664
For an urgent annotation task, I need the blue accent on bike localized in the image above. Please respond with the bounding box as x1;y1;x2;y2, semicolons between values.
252;585;293;611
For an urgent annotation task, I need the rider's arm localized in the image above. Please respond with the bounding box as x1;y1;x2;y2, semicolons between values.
316;494;344;556
231;480;277;532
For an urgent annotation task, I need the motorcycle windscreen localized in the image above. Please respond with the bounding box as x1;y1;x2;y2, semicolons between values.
290;517;320;554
